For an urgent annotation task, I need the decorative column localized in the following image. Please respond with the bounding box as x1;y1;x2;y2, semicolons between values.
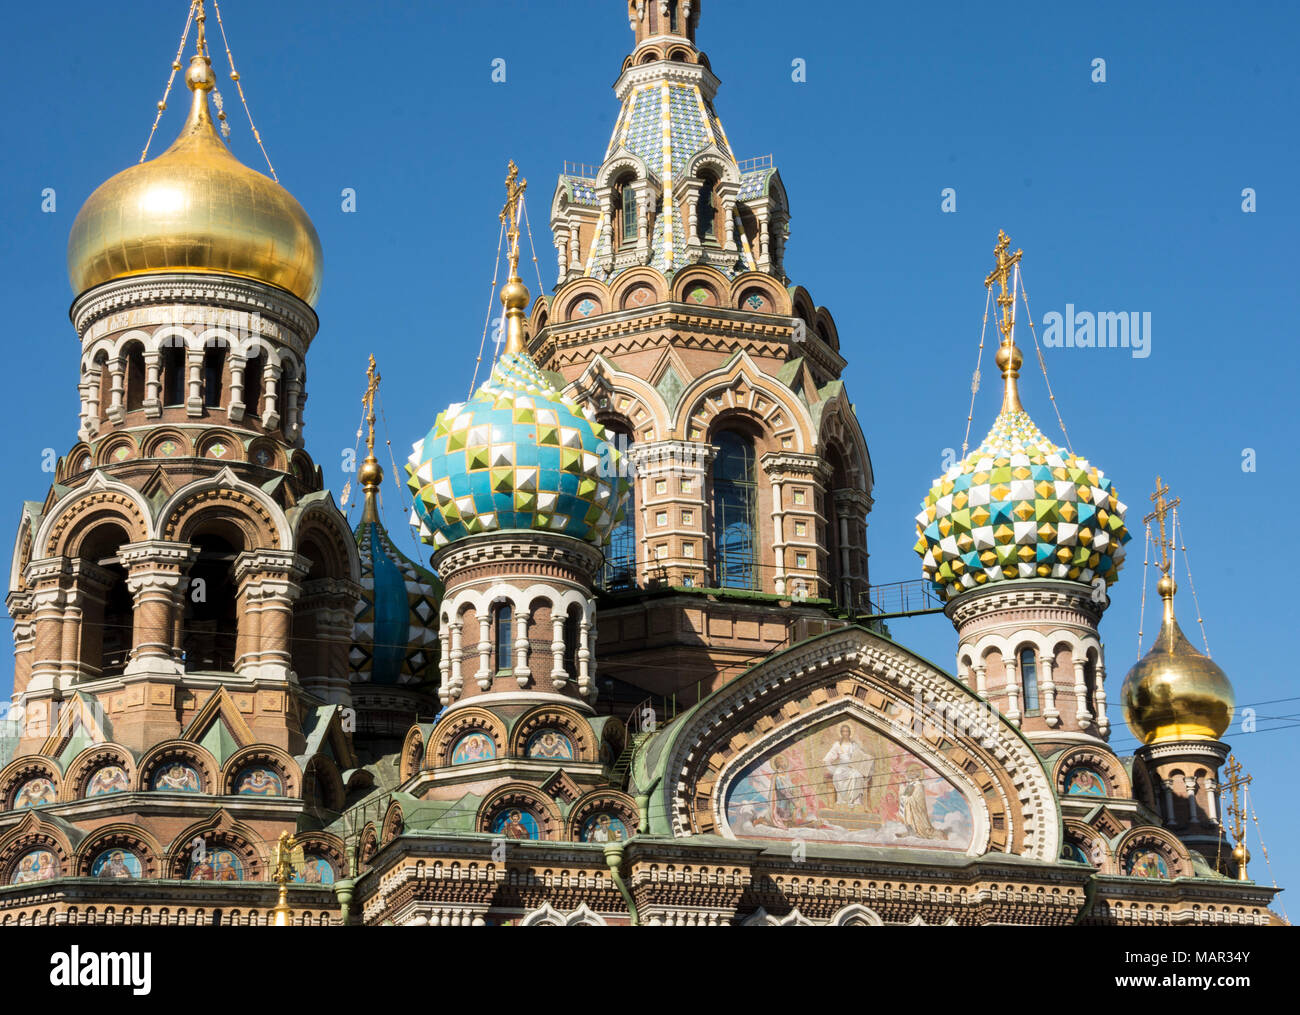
1093;660;1110;735
263;364;282;430
554;225;570;283
229;356;247;421
476;613;492;690
106;358;125;422
577;611;593;698
1204;776;1220;825
1003;652;1021;725
973;662;987;696
7;590;35;698
24;558;74;695
1161;778;1177;825
513;608;530;688
143;352;161;416
1039;653;1060;727
550;612;567;691
1184;775;1200;824
186;350;204;416
1072;657;1092;726
761;452;831;599
120;541;196;676
232;549;307;681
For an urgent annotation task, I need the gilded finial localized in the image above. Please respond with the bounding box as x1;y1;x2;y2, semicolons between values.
1144;476;1182;624
1222;755;1252;881
985;230;1024;414
359;355;384;522
271;830;297;926
499;161;531;356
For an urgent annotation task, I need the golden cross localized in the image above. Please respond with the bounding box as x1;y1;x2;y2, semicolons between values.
499;160;528;276
1222;754;1251;847
1143;475;1180;575
362;354;380;455
984;230;1023;342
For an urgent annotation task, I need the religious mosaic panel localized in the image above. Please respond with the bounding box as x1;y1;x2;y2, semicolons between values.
1064;765;1106;796
152;762;202;792
188;849;244;881
92;849;142;880
234;766;284;796
85;765;130;797
491;808;540;840
10;850;57;884
525;730;574;760
13;777;56;808
579;813;629;843
723;716;974;850
451;732;496;765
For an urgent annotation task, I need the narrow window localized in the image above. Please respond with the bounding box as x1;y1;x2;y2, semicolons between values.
203;346;226;408
712;430;758;589
124;345;146;412
244;355;264;417
494;603;513;671
621;183;638;245
563;610;580;679
161;346;186;407
1019;649;1040;712
697;176;717;240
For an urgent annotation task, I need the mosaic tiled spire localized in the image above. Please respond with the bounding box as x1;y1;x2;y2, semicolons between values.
350;357;443;686
914;233;1130;601
407;164;630;550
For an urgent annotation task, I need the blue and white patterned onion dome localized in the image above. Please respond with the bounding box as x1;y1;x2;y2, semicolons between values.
914;408;1131;601
406;352;630;549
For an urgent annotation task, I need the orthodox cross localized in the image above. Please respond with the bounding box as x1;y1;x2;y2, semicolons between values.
362;353;380;457
1144;476;1180;575
500;160;528;275
984;230;1023;343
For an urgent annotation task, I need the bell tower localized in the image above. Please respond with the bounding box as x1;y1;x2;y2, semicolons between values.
628;1;700;49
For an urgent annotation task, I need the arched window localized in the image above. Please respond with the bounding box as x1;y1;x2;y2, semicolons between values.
563;607;580;679
620;181;638;246
668;0;678;32
95;352;112;419
78;524;132;679
203;346;226;408
601;424;636;589
1084;654;1099;717
712;430;757;590
244;354;264;418
124;344;146;412
161;345;186;407
697;174;717;241
1019;648;1040;713
493;602;513;672
183;534;240;672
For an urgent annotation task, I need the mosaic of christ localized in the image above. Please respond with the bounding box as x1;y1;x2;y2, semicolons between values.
723;716;974;851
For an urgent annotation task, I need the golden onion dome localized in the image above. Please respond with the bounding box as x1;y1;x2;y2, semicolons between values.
67;52;322;305
1121;576;1235;745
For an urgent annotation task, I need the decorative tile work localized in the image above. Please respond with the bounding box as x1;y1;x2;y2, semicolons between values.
407;353;630;548
914;408;1130;600
352;519;442;686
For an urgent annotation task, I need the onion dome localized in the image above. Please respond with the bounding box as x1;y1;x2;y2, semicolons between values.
914;234;1130;601
1121;484;1235;744
67;31;322;305
350;359;443;685
406;164;629;551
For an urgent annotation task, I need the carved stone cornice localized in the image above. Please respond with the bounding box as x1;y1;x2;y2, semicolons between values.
613;59;720;102
71;272;318;346
760;451;831;481
1135;739;1229;765
432;531;603;585
629;440;716;470
946;579;1105;633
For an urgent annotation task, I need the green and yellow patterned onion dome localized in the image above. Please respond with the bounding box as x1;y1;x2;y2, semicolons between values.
914;406;1131;601
406;352;630;549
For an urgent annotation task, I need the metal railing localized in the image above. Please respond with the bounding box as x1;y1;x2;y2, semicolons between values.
562;161;599;181
736;154;774;174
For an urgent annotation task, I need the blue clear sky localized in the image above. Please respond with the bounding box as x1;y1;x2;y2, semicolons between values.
2;0;1296;902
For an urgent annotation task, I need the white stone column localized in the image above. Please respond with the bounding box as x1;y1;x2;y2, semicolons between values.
263;364;282;430
186;351;204;416
577;612;593;697
513;609;530;688
143;353;161;416
476;614;492;690
1003;652;1021;725
1093;660;1109;735
1162;778;1176;825
550;612;567;691
974;662;987;696
107;358;125;421
554;226;570;283
1040;653;1060;727
1204;777;1220;825
1072;658;1092;726
229;357;246;421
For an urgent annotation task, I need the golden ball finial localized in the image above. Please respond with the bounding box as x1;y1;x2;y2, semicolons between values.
1157;574;1177;599
500;277;530;312
185;53;214;93
995;342;1022;375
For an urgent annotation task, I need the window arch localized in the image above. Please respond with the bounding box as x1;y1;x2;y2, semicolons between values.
244;353;265;418
182;532;241;672
202;346;226;408
1019;648;1040;713
493;601;513;672
161;344;186;407
79;524;132;679
123;343;146;412
712;429;758;590
563;606;580;679
618;178;638;248
697;173;718;241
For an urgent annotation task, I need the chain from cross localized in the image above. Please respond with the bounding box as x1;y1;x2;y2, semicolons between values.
1143;475;1180;575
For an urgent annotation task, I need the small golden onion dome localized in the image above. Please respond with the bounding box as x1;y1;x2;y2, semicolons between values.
67;53;322;305
1121;577;1235;744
